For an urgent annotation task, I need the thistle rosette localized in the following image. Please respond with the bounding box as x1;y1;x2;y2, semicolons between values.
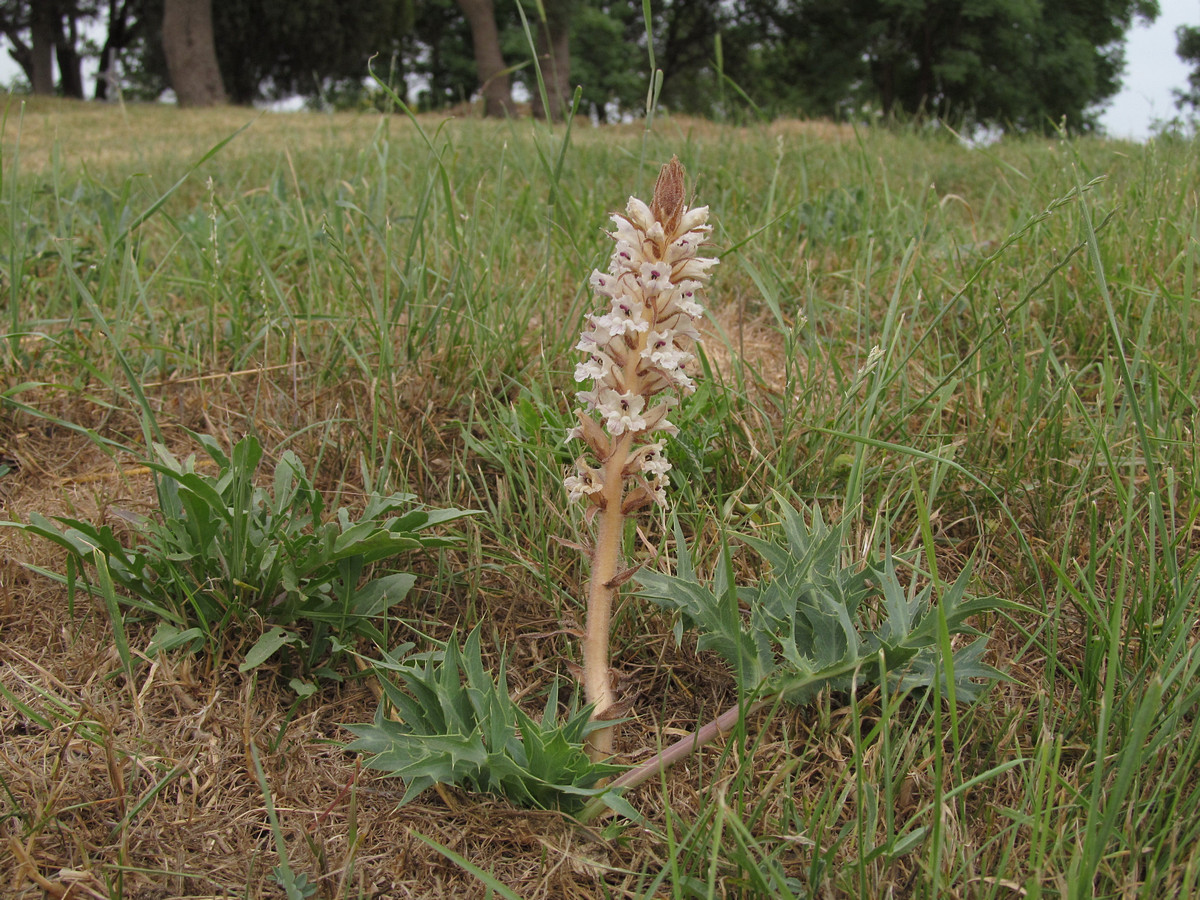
565;157;718;761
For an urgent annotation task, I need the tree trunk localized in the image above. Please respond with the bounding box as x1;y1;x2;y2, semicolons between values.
532;15;571;120
456;0;513;117
30;0;55;95
55;42;83;98
95;0;132;101
161;0;227;107
53;10;84;99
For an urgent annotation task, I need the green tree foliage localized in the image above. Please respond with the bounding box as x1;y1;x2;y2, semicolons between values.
1;0;414;105
568;1;644;120
107;0;413;105
211;0;414;104
0;0;1164;131
404;0;640;119
553;0;753;121
544;0;1159;130
405;0;484;110
642;0;731;117
717;0;1160;132
1176;23;1200;112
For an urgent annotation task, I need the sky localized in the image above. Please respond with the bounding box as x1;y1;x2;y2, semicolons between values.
3;3;1197;140
1100;0;1197;139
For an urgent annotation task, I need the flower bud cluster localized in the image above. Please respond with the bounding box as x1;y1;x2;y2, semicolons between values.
565;159;718;516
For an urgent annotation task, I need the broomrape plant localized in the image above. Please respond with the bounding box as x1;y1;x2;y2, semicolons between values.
563;158;1009;798
349;155;1008;817
343;159;717;809
564;157;718;760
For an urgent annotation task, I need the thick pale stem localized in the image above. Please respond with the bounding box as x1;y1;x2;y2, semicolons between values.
576;157;702;763
583;432;633;761
584;320;651;761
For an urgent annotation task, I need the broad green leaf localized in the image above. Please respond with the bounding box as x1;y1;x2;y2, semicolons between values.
351;573;417;618
239;627;297;672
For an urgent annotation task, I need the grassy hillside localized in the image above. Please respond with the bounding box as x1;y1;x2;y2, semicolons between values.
1;96;1197;898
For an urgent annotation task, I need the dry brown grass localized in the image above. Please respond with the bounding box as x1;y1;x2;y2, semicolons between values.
1;98;856;182
0;364;655;895
0;356;1033;899
2;97;389;176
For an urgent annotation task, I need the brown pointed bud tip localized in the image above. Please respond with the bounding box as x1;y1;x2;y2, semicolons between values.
651;156;686;237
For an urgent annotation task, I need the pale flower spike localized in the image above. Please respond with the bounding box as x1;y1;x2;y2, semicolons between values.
567;158;717;515
565;157;718;762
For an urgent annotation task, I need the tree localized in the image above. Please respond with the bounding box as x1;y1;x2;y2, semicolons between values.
569;1;643;121
29;0;53;94
122;0;413;107
29;0;53;93
457;0;514;116
0;0;94;97
52;1;86;97
0;0;1164;130
528;0;575;120
161;0;225;106
421;0;579;119
600;0;807;121
649;0;726;114
402;0;479;110
210;0;413;105
94;0;140;100
745;0;1160;132
0;0;161;101
1176;23;1200;112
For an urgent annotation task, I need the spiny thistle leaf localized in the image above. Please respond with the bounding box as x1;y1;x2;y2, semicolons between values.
344;625;627;812
636;499;1012;707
